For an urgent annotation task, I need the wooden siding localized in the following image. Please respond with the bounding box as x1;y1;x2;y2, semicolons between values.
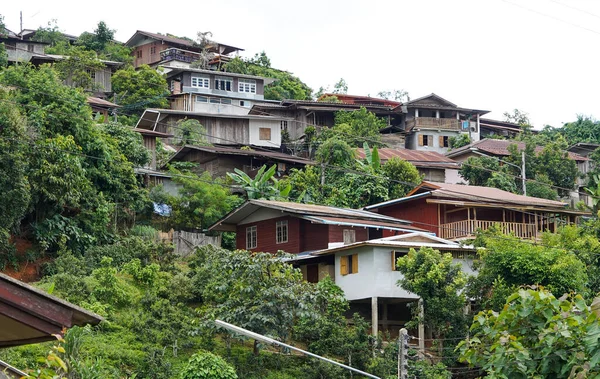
142;135;157;169
132;41;166;68
378;197;439;236
300;221;331;253
328;225;368;244
236;216;301;253
164;114;249;145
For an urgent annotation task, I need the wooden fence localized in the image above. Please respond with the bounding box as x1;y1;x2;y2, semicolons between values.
157;229;221;256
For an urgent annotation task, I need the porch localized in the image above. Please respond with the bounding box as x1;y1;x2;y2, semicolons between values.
438;205;574;240
406;117;475;131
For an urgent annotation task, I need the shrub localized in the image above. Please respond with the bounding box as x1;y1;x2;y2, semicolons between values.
181;350;238;379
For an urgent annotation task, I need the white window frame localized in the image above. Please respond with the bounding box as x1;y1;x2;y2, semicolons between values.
238;79;257;94
215;76;233;91
276;220;288;244
246;226;257;249
191;75;210;89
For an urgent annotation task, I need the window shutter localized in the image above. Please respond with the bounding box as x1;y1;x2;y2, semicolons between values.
259;127;272;140
439;135;444;147
340;256;348;275
418;134;424;146
391;251;396;271
351;254;358;274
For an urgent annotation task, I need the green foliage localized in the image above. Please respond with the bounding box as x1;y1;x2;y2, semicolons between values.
100;121;150;167
54;46;106;91
396;247;468;342
459;156;500;186
458;288;600;378
376;89;409;102
449;133;471;149
174;118;210;146
467;233;588;311
503;108;531;126
486;171;518;193
332;78;348;94
317;94;341;103
225;53;312;100
326;107;387;147
75;21;132;64
181;351;238;379
112;65;169;125
227;164;291;200
526;173;558;200
382;157;422;198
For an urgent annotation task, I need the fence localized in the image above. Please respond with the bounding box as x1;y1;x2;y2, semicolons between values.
157;229;221;256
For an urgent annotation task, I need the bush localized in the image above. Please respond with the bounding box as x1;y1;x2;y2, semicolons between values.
181;350;238;379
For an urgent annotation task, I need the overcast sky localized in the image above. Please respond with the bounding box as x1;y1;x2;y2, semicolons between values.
2;0;599;128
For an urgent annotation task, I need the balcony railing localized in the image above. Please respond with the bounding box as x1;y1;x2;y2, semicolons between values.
406;117;468;131
440;220;537;240
160;48;201;63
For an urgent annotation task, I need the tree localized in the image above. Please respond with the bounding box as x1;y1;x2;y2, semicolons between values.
324;107;387;147
224;53;312;100
77;21;114;53
227;164;291;200
503;108;531;126
396;247;468;347
458;288;600;378
32;20;71;55
167;169;238;230
0;15;8;68
467;232;588;311
459;156;501;186
449;134;471;149
526;173;558;200
54;46;106;91
332;78;348;94
111;65;170;125
377;89;409;102
180;351;238;379
382;157;422;199
173;119;210;146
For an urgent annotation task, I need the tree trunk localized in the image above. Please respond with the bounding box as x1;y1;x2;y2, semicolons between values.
253;339;259;356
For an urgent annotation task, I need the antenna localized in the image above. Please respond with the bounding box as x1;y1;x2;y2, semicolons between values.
20;11;23;35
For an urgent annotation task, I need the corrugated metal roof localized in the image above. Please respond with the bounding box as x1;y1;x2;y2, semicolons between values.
170;145;313;165
447;139;588;161
300;216;427;232
87;97;119;108
355;148;459;168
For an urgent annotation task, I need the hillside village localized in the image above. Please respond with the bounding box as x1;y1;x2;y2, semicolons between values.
1;14;600;379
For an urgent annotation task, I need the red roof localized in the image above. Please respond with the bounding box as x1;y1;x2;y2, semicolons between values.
355;148;459;169
317;93;402;107
447;139;588;161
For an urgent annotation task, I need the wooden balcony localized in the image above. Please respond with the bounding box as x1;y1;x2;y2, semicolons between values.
406;117;465;131
440;220;537;240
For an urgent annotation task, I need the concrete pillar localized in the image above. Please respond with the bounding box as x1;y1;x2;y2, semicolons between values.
371;297;378;336
418;299;425;353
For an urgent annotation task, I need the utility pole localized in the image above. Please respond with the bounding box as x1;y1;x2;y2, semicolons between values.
398;328;409;379
522;151;526;196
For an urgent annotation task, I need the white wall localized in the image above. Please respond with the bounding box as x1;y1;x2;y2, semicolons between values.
334;246;476;301
444;169;464;184
249;119;281;148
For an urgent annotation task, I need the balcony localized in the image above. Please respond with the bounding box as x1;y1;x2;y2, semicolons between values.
440;220;537;240
160;48;201;63
406;117;470;131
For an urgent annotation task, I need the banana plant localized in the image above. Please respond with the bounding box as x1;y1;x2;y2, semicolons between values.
227;164;291;200
585;174;600;216
357;142;381;172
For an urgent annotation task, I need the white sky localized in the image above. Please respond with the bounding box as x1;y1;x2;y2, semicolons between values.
2;0;599;128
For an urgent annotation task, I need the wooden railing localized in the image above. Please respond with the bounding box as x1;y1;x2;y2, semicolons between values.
406;117;465;130
440;220;538;240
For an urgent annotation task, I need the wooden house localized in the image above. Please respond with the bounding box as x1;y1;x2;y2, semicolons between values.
135;108;289;149
124;30;243;69
365;181;587;240
168;145;313;178
355;148;461;183
402;94;489;154
208;200;425;255
289;232;476;340
166;67;277;115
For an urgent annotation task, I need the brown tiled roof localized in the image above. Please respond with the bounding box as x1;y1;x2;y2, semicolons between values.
447;139;588;161
355;148;459;168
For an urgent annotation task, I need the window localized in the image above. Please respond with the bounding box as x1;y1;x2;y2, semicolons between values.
215;77;233;91
221;98;232;105
343;229;356;245
391;251;407;271
439;135;450;148
27;44;34;52
191;76;210;88
276;220;288;244
150;46;156;54
238;79;257;93
195;95;208;102
340;254;358;275
210;97;221;104
136;50;142;58
418;134;433;147
246;226;257;249
239;100;245;107
259;128;272;140
86;69;96;81
281;120;288;131
170;80;175;92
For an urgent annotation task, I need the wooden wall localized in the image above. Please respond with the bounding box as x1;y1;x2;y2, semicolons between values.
236;216;301;253
377;197;439;236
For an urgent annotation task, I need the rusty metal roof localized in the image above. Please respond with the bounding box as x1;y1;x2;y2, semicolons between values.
355;148;459;168
87;96;119;108
0;273;103;348
169;145;313;166
208;199;422;232
447;139;588;161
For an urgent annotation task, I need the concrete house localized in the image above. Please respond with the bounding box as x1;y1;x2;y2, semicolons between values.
290;232;476;340
166;67;277;115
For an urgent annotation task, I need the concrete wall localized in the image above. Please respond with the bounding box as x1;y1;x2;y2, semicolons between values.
444;168;464;184
249;119;281;147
